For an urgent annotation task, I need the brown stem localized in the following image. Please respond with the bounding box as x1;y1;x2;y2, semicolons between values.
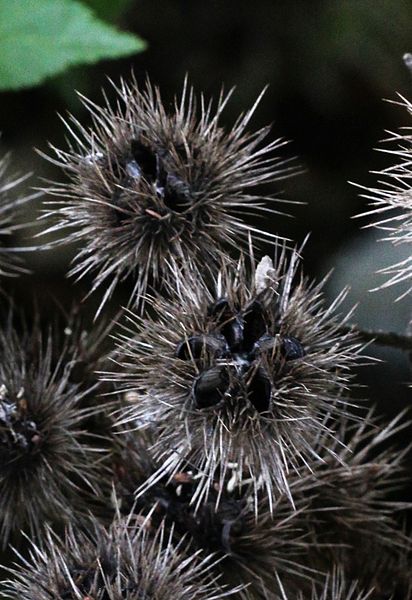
340;324;412;352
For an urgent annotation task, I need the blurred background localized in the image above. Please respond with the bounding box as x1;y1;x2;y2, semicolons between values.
0;0;410;409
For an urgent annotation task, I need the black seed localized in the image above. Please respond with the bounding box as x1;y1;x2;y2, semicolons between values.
247;367;271;413
130;139;157;182
208;298;232;318
162;173;190;213
192;366;230;409
0;400;42;455
282;336;305;360
175;335;227;360
242;300;266;352
251;333;277;357
222;317;243;352
208;299;243;351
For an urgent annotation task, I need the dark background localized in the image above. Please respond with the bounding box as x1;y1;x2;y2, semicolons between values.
0;0;410;409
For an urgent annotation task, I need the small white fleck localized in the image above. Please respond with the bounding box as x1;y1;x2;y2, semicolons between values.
255;255;275;293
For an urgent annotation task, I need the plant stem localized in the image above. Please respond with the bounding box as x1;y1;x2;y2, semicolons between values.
341;324;412;352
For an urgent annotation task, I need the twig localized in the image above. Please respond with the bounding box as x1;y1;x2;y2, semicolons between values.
340;324;412;352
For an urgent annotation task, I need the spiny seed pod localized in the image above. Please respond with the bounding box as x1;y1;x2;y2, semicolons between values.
110;432;323;600
41;76;294;313
291;568;373;600
357;96;412;299
293;409;412;598
107;248;362;510
111;415;411;600
3;513;238;599
0;307;110;548
0;153;36;278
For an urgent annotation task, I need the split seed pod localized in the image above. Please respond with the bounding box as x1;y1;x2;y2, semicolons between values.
108;247;362;511
41;76;294;313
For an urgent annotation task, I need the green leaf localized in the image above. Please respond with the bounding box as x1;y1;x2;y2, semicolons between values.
0;0;146;91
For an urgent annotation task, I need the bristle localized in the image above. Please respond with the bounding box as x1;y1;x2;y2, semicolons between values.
0;152;37;279
293;567;374;600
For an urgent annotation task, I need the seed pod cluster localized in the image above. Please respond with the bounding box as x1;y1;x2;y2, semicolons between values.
2;77;412;600
110;431;319;599
110;408;411;599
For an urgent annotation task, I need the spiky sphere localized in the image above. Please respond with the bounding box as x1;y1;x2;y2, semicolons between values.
357;95;412;298
0;153;34;278
108;248;362;511
110;432;323;600
42;76;293;311
3;514;236;599
293;410;412;599
110;413;411;599
0;308;109;547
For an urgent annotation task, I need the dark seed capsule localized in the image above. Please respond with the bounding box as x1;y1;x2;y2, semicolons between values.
242;300;267;352
163;173;191;213
207;299;243;351
247;367;272;413
222;317;243;352
175;335;227;361
208;298;232;319
282;336;305;360
250;334;277;357
192;366;230;409
130;139;157;182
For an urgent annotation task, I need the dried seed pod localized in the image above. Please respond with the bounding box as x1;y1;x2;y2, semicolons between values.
292;409;412;599
3;512;237;600
107;247;363;511
357;95;412;299
111;411;411;600
110;433;322;600
0;307;110;547
40;76;295;313
0;152;36;278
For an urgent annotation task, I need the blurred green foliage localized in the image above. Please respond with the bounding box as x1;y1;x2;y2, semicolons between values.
0;0;145;91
